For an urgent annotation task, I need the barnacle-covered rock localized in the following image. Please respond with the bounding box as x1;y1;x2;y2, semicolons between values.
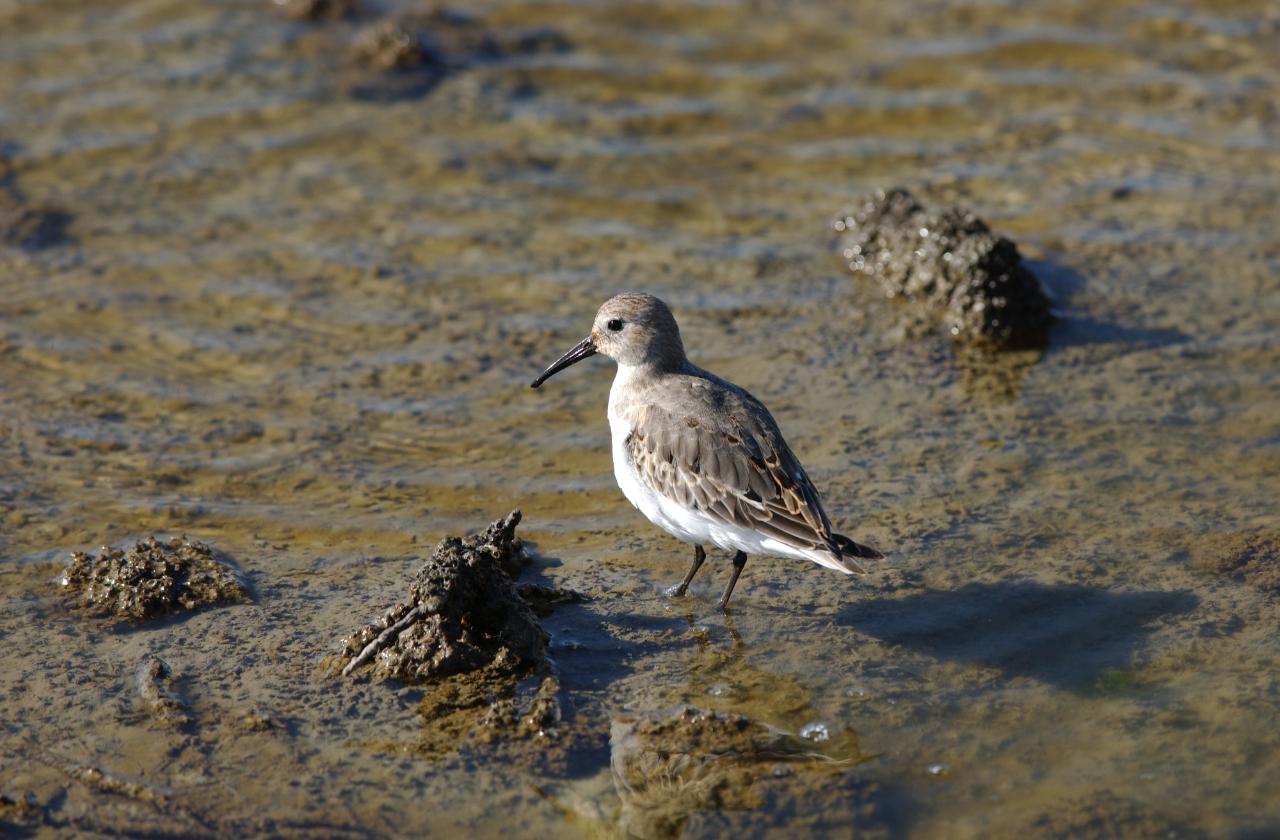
59;537;247;621
836;188;1052;348
345;8;569;101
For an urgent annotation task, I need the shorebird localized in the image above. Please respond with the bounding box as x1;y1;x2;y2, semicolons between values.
531;292;882;609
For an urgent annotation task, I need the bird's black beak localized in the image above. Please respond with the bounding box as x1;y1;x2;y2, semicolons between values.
530;336;597;388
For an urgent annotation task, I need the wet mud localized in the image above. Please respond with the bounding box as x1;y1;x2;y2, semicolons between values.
1;0;1278;836
59;537;247;622
271;0;361;23
835;188;1052;348
334;511;580;758
136;656;192;727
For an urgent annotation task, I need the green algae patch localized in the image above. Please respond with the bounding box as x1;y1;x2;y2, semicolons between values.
59;537;247;622
1023;790;1201;839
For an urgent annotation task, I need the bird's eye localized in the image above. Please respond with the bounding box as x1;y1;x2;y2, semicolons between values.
607;318;624;332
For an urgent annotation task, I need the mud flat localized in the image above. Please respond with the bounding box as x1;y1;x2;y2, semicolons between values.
1;0;1278;834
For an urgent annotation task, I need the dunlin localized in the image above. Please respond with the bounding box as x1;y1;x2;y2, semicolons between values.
531;293;882;609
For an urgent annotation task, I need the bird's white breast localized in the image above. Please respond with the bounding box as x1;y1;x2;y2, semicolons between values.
606;367;828;565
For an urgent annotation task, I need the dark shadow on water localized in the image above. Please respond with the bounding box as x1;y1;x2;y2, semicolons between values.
1049;314;1191;350
519;549;689;778
837;580;1198;691
1029;260;1191;351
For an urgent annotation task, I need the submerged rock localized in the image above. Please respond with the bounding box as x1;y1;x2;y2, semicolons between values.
610;707;862;838
835;188;1052;348
59;537;247;622
0;202;72;250
0;792;41;830
351;19;446;73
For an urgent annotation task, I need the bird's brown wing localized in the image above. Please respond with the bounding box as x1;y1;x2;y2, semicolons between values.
625;385;841;558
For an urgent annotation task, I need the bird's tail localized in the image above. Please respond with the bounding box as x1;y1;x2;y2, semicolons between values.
829;533;884;574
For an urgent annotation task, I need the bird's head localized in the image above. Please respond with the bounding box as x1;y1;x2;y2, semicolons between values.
531;292;686;388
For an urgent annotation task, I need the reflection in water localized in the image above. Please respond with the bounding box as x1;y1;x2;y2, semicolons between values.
599;624;892;839
609;708;863;839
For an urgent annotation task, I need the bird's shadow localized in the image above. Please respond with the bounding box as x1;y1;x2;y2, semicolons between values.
838;580;1198;691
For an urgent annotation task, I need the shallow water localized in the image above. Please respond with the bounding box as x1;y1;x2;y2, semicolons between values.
1;0;1278;836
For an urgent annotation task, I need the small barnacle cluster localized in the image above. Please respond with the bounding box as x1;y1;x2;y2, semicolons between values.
60;536;247;621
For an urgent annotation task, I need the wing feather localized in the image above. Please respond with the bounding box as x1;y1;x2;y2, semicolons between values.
626;393;844;558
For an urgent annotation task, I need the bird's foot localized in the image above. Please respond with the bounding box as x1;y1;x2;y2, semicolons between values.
665;583;689;597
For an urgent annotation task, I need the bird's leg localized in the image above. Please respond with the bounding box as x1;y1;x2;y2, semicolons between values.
668;545;706;597
718;551;748;610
